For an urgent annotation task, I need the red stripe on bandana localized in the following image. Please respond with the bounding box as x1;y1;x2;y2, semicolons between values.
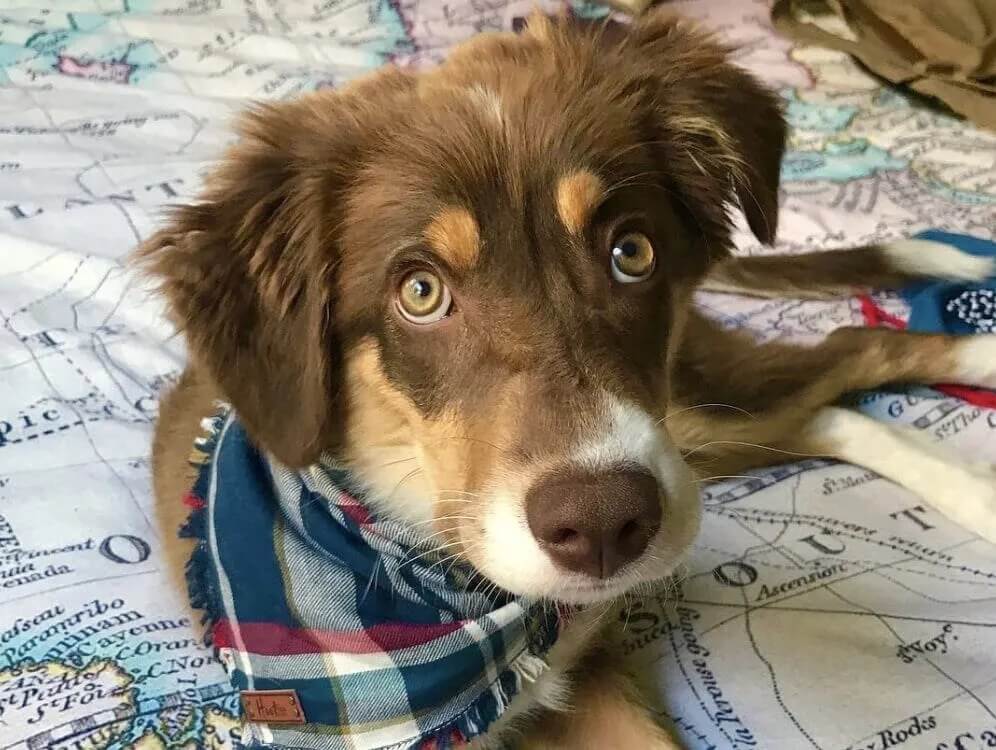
858;295;996;409
340;501;372;525
183;492;206;510
418;728;468;749
213;619;465;655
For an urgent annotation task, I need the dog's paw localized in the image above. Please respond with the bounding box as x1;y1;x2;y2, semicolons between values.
881;238;996;283
934;461;996;545
952;336;996;389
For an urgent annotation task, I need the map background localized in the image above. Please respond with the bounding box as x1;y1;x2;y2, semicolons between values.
1;0;995;748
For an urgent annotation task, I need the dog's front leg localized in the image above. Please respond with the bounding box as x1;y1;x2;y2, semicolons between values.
516;648;682;750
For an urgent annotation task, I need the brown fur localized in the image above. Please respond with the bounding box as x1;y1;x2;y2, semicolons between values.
150;366;221;622
138;10;991;749
518;649;681;750
702;244;928;299
670;314;966;475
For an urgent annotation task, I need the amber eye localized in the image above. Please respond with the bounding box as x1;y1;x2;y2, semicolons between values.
610;232;656;283
397;269;453;324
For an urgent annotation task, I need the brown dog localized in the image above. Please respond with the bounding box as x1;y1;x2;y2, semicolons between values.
139;11;996;749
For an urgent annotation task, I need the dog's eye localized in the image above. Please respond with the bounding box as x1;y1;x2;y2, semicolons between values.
610;232;655;283
397;269;453;324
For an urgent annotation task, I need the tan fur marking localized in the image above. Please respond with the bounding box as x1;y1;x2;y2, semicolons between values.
341;338;514;542
150;367;224;630
525;9;553;43
519;648;682;749
424;207;481;271
340;339;437;524
555;170;604;235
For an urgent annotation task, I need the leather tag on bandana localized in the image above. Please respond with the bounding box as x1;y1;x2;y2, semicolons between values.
241;689;306;724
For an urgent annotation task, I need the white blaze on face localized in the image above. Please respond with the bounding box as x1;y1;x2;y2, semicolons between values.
478;393;701;603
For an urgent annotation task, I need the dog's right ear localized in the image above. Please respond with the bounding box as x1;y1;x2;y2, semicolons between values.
137;77;406;468
527;11;787;256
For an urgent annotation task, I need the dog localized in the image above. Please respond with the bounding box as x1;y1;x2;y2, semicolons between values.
139;10;996;749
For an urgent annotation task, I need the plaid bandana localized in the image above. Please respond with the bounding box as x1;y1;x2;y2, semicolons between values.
182;408;562;750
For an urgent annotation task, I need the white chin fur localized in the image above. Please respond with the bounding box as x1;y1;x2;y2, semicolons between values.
477;395;701;604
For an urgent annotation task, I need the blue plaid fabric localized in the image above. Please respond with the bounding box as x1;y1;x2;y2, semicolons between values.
182;408;563;750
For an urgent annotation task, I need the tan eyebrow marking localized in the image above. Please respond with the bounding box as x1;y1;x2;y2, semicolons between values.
555;170;605;235
424;207;481;271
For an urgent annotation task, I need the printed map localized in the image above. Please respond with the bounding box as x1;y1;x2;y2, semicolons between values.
0;0;994;747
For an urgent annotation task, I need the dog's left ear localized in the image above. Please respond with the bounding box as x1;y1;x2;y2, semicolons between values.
134;90;385;468
630;11;787;247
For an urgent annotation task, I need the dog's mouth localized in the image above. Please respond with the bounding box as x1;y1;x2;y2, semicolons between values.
553;576;638;604
443;552;673;607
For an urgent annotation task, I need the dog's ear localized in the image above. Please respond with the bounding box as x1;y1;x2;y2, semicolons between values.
627;11;787;248
534;11;786;252
137;93;375;467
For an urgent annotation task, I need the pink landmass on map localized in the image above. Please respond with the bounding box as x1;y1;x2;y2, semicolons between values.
56;55;135;85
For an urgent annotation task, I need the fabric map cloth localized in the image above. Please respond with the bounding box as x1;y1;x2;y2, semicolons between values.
2;1;996;749
182;409;559;750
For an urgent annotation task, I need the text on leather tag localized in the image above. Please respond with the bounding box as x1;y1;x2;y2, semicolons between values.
241;689;306;724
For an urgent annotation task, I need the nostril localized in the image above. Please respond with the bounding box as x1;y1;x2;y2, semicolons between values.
617;517;654;559
618;519;640;543
549;527;578;546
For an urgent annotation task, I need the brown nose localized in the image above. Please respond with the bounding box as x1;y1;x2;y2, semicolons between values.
525;467;662;579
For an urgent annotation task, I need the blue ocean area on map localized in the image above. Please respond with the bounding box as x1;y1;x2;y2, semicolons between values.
782;138;907;182
782;89;858;132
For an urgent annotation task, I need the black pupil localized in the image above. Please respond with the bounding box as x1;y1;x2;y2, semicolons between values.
412;278;433;298
620;241;639;257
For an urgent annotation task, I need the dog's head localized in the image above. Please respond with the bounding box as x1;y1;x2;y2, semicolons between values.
141;12;785;604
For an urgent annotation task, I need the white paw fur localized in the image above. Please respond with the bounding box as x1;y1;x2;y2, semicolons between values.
954;336;996;389
808;408;996;545
882;238;996;282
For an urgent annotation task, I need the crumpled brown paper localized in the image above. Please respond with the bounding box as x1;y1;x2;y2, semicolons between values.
771;0;996;131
